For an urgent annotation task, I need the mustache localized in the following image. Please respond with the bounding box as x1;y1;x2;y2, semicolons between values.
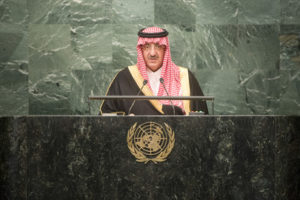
148;55;159;59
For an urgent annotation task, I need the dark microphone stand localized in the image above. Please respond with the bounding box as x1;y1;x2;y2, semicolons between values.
128;80;148;114
159;78;175;115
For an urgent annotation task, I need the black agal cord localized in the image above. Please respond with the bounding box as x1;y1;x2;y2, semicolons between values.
138;28;169;38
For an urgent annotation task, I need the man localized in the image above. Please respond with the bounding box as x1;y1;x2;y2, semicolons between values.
100;27;208;115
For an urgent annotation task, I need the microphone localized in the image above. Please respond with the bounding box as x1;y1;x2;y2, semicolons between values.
128;80;148;114
159;78;175;115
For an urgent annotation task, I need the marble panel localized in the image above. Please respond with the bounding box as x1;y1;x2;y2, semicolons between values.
237;25;280;73
237;25;281;114
28;74;72;115
70;68;120;115
237;0;280;24
0;23;27;62
196;0;238;25
195;25;239;70
70;0;112;25
239;69;281;114
28;24;73;114
23;116;280;199
27;0;71;24
0;23;28;115
275;116;300;200
0;62;28;115
112;0;154;24
281;0;300;24
195;69;251;114
71;24;112;69
154;0;196;31
279;25;300;115
1;0;299;116
28;24;71;79
0;117;12;199
26;117;113;199
0;0;28;24
0;117;27;199
1;116;299;199
27;0;112;24
159;24;196;70
112;24;143;69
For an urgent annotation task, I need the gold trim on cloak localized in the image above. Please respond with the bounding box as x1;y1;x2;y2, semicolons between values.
128;65;164;114
99;69;123;115
178;66;191;115
128;65;191;115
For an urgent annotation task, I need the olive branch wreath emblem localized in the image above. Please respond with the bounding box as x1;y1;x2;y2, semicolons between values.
127;122;175;164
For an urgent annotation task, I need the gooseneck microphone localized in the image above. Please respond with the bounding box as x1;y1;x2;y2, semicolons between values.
159;78;175;115
128;80;148;114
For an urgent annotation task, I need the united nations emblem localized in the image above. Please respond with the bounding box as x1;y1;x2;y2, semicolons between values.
127;122;175;164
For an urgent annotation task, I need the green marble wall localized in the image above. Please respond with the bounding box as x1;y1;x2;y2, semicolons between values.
0;0;299;115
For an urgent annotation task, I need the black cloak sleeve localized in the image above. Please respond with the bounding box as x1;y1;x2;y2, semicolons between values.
188;70;209;114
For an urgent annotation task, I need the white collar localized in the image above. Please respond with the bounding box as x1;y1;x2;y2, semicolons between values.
146;67;162;96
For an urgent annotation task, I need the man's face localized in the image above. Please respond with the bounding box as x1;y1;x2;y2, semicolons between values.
141;43;166;72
